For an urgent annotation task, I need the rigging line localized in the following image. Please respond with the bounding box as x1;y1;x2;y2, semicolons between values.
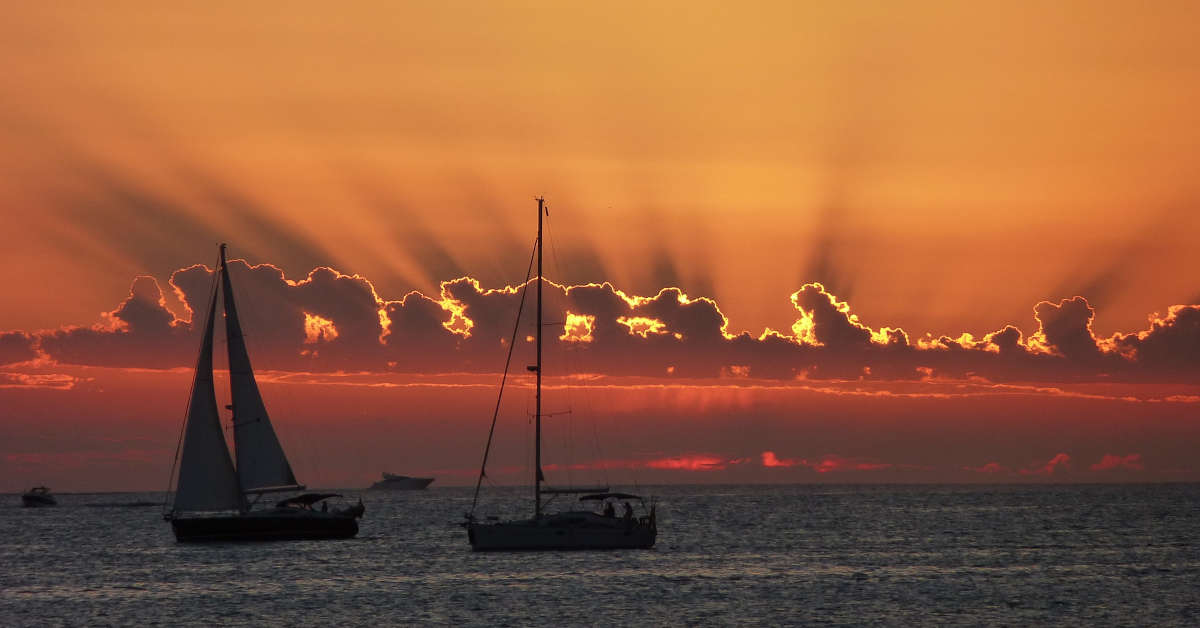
469;235;538;516
543;211;576;487
227;250;264;377
162;251;223;516
545;211;611;487
585;373;611;487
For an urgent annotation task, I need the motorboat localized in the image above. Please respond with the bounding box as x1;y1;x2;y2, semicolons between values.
21;486;56;507
369;473;434;490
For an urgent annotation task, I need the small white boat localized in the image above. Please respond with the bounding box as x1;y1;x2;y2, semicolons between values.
21;486;57;507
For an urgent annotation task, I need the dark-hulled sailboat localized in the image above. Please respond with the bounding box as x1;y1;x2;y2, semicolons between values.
464;198;657;551
164;244;362;542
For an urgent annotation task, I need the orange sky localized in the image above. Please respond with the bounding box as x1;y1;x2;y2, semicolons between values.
2;2;1199;490
3;2;1200;337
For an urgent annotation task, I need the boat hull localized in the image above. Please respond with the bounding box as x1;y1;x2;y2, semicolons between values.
468;512;655;551
171;512;358;542
21;494;57;507
369;477;434;490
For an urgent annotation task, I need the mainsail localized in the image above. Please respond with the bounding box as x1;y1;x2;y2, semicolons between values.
174;273;246;513
219;245;300;493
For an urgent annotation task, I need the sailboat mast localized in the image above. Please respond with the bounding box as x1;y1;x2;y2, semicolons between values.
534;196;544;519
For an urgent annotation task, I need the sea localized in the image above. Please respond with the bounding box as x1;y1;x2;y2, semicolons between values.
1;484;1198;626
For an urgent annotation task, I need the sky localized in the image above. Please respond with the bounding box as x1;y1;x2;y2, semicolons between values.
1;2;1198;491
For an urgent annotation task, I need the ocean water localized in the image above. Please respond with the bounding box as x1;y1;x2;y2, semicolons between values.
1;484;1198;626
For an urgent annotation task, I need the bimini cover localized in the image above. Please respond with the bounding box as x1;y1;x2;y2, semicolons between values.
276;493;341;508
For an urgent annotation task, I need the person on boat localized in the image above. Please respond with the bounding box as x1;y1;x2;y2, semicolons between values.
603;501;615;517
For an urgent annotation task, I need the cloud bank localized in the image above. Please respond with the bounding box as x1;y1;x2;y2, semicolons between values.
3;259;1198;384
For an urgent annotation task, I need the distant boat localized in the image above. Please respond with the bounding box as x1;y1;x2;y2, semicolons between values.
21;486;56;507
464;198;657;551
369;473;434;490
163;244;363;542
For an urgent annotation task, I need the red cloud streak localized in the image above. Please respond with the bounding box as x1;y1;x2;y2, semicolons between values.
2;364;1197;491
1090;453;1144;472
1020;453;1072;476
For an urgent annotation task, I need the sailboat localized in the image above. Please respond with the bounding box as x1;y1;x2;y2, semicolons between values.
464;198;657;551
164;244;363;542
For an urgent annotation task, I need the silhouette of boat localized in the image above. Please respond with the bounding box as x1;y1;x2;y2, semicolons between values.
369;473;434;490
21;486;56;507
164;244;363;542
464;198;656;551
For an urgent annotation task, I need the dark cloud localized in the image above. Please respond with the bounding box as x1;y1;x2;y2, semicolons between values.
1111;305;1200;373
1032;297;1103;362
175;260;391;372
20;261;1200;383
791;283;873;349
986;326;1023;354
38;276;194;369
0;331;37;365
380;292;465;371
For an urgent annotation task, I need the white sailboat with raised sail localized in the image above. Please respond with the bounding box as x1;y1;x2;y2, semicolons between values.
464;198;657;551
165;244;363;542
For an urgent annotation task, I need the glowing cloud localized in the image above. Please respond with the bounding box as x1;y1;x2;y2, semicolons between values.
1090;453;1144;472
303;313;339;344
645;454;736;471
759;451;907;473
0;373;83;390
761;451;797;467
540;454;749;472
560;311;596;343
11;257;1200;384
809;455;894;473
438;295;473;337
1020;453;1072;476
616;316;668;338
724;365;751;378
788;283;873;348
963;462;1010;474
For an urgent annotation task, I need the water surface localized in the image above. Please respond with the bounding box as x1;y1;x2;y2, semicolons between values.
2;484;1197;625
